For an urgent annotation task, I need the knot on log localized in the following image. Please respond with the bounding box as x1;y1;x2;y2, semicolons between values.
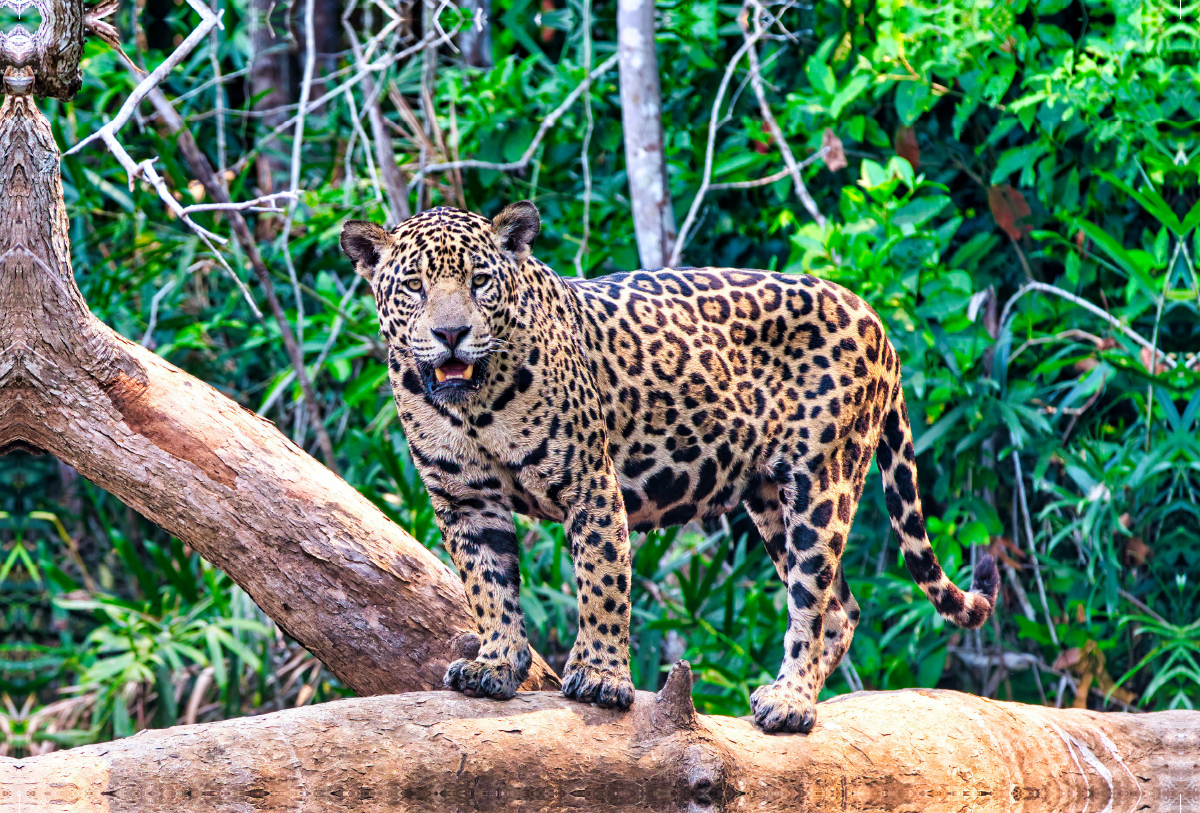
652;659;697;731
3;66;34;96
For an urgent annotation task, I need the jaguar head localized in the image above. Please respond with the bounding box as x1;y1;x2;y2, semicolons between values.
340;202;540;406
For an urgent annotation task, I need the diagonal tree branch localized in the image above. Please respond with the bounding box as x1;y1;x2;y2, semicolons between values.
0;91;560;696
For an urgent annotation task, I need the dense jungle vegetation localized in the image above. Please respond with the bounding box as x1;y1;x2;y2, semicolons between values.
1;0;1198;754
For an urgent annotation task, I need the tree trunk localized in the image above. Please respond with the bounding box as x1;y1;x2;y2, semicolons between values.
617;0;676;269
1;663;1194;812
0;90;558;697
458;0;493;68
250;0;291;193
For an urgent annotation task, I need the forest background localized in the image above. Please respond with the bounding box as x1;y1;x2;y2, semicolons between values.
1;0;1198;755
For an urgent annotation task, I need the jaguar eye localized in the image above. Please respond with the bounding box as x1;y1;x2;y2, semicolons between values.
404;278;422;293
471;273;489;289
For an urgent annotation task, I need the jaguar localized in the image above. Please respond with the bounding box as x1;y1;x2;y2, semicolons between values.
340;201;998;733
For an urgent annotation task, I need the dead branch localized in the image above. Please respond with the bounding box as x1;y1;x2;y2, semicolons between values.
0;88;559;699
410;53;620;185
668;1;794;266
740;0;825;228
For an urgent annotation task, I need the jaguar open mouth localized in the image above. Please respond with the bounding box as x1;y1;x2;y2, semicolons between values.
434;358;474;383
423;356;486;404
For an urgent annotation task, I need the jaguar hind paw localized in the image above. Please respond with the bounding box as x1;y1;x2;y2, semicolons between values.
750;682;817;734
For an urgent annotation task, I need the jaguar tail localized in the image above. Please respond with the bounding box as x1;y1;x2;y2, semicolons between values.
876;383;998;628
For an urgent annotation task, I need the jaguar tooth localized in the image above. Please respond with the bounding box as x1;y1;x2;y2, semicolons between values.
463;364;474;380
435;367;447;383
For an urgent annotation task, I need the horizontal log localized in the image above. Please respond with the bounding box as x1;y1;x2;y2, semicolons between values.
1;664;1194;813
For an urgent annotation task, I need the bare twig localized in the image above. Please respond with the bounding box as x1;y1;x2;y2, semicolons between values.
344;20;412;225
139;279;177;348
741;0;825;227
668;1;793;266
280;0;319;380
1119;588;1169;626
139;83;342;475
228;15;461;178
708;149;827;191
179;193;296;216
1009;432;1059;647
67;0;223;157
573;0;595;278
951;648;1141;713
341;82;389;214
1000;282;1178;370
410;53;620;186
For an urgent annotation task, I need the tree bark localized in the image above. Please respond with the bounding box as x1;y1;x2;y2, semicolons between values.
458;0;493;68
0;0;83;100
250;0;290;193
617;0;676;269
0;90;558;697
1;663;1195;812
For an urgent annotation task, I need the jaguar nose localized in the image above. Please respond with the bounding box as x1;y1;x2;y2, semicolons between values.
432;325;470;350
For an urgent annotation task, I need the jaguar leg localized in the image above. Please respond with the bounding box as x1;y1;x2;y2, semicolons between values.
434;500;532;701
560;463;635;710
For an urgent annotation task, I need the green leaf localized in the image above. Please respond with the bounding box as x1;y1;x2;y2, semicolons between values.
1097;171;1185;236
892;195;950;229
806;57;835;97
991;144;1047;185
830;74;871;119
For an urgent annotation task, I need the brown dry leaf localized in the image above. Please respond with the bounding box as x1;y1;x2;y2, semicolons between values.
988;184;1032;240
988;535;1025;570
821;128;847;172
1052;648;1083;671
1124;536;1152;567
894;126;920;169
1119;512;1133;530
1075;603;1087;624
1074;228;1090;258
1098;337;1117;351
1140;346;1169;375
540;0;556;43
1073;669;1095;709
1055;640;1139;708
1074;357;1100;375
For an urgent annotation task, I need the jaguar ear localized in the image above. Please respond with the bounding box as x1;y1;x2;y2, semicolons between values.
491;201;540;258
340;220;389;281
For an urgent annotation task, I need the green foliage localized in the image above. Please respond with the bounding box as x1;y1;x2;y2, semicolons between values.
3;0;1199;754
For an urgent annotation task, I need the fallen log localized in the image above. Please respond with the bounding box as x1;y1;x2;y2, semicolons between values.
0;663;1195;813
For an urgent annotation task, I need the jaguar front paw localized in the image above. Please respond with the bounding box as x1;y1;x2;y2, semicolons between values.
444;655;528;701
750;681;817;734
561;663;634;710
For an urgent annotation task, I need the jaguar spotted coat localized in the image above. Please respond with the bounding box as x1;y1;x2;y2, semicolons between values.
340;202;998;734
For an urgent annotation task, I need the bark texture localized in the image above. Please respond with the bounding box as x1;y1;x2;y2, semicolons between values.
617;0;676;268
249;0;290;192
458;0;493;68
0;90;558;697
1;664;1195;813
0;0;83;100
